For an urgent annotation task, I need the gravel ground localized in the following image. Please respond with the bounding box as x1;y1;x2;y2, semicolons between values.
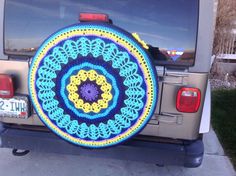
210;75;236;89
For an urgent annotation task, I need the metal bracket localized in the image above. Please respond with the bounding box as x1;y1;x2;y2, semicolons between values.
159;73;189;86
155;112;183;125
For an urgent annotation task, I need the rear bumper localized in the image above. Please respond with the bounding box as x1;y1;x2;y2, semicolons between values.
0;125;204;168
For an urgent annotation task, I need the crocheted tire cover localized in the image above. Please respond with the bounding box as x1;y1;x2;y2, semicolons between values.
29;23;158;148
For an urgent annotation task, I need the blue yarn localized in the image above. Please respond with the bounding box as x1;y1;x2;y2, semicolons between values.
35;37;145;140
29;23;158;148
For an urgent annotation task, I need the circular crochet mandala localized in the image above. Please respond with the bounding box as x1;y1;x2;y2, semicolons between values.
29;23;158;148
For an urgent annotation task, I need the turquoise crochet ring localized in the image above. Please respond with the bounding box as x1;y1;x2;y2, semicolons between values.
29;23;158;148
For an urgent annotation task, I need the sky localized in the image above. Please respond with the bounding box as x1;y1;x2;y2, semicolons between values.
5;0;199;51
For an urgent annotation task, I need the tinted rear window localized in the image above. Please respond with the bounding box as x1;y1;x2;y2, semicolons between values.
4;0;199;66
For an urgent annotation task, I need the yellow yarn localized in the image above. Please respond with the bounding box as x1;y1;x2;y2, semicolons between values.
132;33;149;50
66;69;112;113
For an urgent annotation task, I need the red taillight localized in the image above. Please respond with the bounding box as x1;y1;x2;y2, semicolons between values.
79;13;109;22
176;87;201;113
0;74;14;98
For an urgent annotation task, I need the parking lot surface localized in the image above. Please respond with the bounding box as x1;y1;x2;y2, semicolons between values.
0;129;235;176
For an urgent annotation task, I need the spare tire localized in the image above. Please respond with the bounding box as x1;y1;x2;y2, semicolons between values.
29;23;158;148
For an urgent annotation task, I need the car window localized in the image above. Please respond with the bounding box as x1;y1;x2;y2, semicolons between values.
4;0;199;66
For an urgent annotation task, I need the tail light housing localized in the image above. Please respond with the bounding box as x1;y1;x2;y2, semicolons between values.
176;87;201;113
0;74;14;98
79;13;109;22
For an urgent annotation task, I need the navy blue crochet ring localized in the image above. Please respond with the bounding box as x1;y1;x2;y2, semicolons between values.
29;23;158;148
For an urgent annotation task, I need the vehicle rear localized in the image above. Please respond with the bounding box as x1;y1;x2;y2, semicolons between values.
0;0;215;167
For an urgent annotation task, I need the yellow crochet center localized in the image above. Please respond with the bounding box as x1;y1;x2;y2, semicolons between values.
67;69;112;113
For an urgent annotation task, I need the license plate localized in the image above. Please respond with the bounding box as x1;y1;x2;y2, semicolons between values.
0;96;29;119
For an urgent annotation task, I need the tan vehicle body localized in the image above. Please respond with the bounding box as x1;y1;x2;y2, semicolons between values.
0;0;215;167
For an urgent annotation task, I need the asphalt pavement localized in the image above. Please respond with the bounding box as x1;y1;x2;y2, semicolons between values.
0;128;235;176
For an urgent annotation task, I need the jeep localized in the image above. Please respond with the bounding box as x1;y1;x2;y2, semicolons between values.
0;0;215;168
